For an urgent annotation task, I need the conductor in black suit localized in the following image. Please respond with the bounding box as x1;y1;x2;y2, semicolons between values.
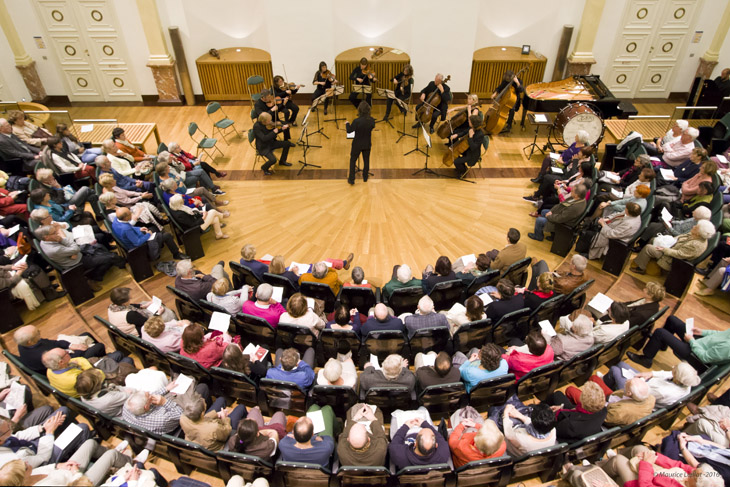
0;118;40;172
453;115;486;178
346;102;375;185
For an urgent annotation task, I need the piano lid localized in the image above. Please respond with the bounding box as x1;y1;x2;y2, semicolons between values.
525;75;609;101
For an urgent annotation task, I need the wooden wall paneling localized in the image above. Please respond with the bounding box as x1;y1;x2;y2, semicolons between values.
470;47;547;98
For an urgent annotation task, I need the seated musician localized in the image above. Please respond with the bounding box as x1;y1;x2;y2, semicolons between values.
253;112;293;176
382;64;414;121
412;73;451;134
444;93;482;146
273;75;301;127
492;70;523;134
253;89;292;143
312;61;336;115
349;57;376;108
453;115;485;178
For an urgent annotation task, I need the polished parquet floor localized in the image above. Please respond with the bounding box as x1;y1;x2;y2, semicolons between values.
2;99;729;487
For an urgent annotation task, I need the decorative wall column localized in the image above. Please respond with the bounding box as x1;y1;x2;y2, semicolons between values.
566;0;607;76
135;0;181;102
695;1;730;78
0;0;46;101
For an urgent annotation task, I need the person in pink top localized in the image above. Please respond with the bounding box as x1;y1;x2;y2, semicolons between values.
240;283;286;328
503;330;554;380
141;315;189;353
180;323;233;368
661;127;699;168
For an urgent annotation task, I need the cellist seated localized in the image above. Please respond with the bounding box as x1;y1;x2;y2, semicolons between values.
453;115;486;178
412;74;451;134
443;93;483;146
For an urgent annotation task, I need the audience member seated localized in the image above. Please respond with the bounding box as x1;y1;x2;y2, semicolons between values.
530;254;588;295
592;302;631;345
30;186;94;229
265;347;316;390
695;256;730;297
169;193;229;240
548;314;595;361
279;405;336;467
490;228;528;273
594;184;650;220
299;256;354;296
337;403;388;466
43;137;96;180
588;202;643;260
279;292;325;337
528;185;588;242
628;316;730;368
675;160;717;205
660;127;699;168
344;266;371;288
55;123;102;163
36;224;124;292
181;323;232;368
359;303;405;337
579;376;655;426
95;154;153;192
0;254;65;310
414;351;462;390
108;286;176;337
449;409;506;468
75;368;132;416
0;409;69;467
499;402;557;456
181;394;246;451
443;295;485;335
452;253;492;286
317;356;357;388
0;186;29;220
630;220;715;275
220;344;269;382
0;118;40;172
600;361;700;409
14;325;106;375
174;259;228;302
98;173;154;208
35;168;97;218
485;278;525;323
101;139;151;179
160;149;223;196
636;206;712;250
122;380;202;435
158;167;225;213
663;147;709;187
112;207;189;261
326;303;362;331
7;110;51;147
225;406;287;460
644;119;688;155
531;131;590;185
403;295;449;338
596;157;653;200
239;243;269;282
267;254;299;290
240;283;285;327
207;278;246;314
503;330;554;380
112;127;154;163
389;407;450;470
460;344;509;393
168;141;227;180
546;381;608;443
359;354;416;397
98;192;166;232
522;272;555;311
141;315;188;354
382;264;422;301
531;161;593;216
422;255;457;294
42;347;128;398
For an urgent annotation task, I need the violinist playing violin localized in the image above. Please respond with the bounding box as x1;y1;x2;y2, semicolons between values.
253;112;294;176
273;75;303;126
453;115;485;178
312;61;336;115
445;93;482;147
254;89;292;143
382;64;413;122
349;57;377;108
491;70;524;134
413;73;451;134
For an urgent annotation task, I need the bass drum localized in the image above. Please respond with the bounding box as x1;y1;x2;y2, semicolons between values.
553;102;605;146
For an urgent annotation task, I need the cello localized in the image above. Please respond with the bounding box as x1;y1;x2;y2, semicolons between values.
483;66;528;135
442;133;470;167
416;75;451;124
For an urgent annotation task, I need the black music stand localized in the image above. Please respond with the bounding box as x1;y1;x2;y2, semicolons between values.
307;94;329;140
405;118;431;158
298;115;321;175
411;124;438;178
375;88;396;129
394;97;415;144
351;84;372;109
522;113;552;160
324;85;345;129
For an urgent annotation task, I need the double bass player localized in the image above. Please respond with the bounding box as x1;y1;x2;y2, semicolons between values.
491;70;524;134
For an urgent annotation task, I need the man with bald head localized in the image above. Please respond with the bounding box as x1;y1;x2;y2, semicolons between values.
110;207;188;260
15;325;106;375
389;409;450;470
278;404;336;467
359;303;405;338
0;118;40;172
604;377;656;427
337;403;388;466
403;295;449;339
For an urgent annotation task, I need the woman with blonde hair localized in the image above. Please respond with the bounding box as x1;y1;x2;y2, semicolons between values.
523;272;555;311
547;381;608;443
266;255;299;290
7;110;51;147
207;278;247;314
98;191;166;231
168;193;228;240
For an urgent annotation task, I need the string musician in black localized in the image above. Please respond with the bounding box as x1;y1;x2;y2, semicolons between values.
254;89;292;143
491;70;524;133
453;115;485;178
382;64;413;122
348;57;377;108
346;101;375;185
412;73;451;134
273;75;303;126
253;112;293;176
312;62;337;115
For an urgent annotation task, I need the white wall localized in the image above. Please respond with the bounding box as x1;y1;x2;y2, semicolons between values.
110;0;157;95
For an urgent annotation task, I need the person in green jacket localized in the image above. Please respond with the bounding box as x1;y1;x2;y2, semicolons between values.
382;264;422;301
628;315;730;368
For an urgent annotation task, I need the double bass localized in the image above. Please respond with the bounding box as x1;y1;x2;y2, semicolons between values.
483;66;528;135
416;75;451;124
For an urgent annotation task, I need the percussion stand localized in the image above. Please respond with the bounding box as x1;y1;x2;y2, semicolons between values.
375;88;396;129
324;85;346;129
522;113;552;160
308;94;328;141
411;124;439;178
297;117;321;175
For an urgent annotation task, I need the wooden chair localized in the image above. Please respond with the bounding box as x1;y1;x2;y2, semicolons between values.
336;465;392;487
397;464;453;487
492;308;531;345
566;427;620;464
262;272;298;300
500;257;531;287
317;328;360;366
504;443;569;486
275;322;318;355
558;344;604;387
664;233;720;297
360;330;408;367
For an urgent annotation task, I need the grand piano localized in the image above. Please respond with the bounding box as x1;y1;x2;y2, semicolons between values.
520;75;637;128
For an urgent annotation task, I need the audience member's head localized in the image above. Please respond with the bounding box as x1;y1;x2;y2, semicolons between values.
160;178;177;193
608;302;630;323
233;418;259;452
536;273;554;293
115;207;132;222
143;316;166;338
381;354;405;380
480;343;504;371
333;304;350;326
672;362;701;387
41;348;69;371
571;254;587;274
182;323;205;355
35;168;54;184
417;295;435;315
98;173;115;189
182;396;207;422
13;325;40;347
634;184;651;199
312;262;328;279
579;382;607;413
434;351;452;377
351;266;365;284
625;202;641;217
98;192;116;208
29;207;52;225
74;368;105;399
347;422;370;450
530;403;557;435
496;278;515;300
415;427;437;457
507;228;521;244
681;127;699;143
126;391;152;416
692;206;712;222
0;459;29;486
256;283;273;302
475;253;490;271
572;184;587;200
473;419;505;456
465;295;484;322
625;377;650;401
525;330;547;356
110;287;132;306
211;278;231;298
434;256;452;277
221;344;251;375
293;416;314;444
635;154;651;168
373;303;389;322
169;194;186;211
322;358;343;384
176;259;195;278
241;244;256;261
280;348;300;371
396;264;413;284
286;293;308;318
644;282;666;303
571;314;594;338
29;188;49;206
269;255;286;274
101;139;116;154
639;167;656;182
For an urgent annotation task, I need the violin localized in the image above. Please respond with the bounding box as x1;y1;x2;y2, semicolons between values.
264;120;285;131
361;66;378;83
322;70;338;84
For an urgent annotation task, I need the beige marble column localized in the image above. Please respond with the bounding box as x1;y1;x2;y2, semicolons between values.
695;1;730;77
566;0;607;76
0;0;47;100
135;0;181;102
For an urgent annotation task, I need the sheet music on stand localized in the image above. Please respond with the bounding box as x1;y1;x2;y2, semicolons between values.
422;125;432;148
352;84;372;96
298;106;322;174
306;94;328;141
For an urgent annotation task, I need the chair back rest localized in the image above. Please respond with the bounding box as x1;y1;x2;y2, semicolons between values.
338;286;377;315
611;409;668;448
299;281;337;313
209;367;259;407
275;322;317;353
558;344;604;386
206;102;222;115
247;75;265;86
453;318;491;354
597;327;636;367
500;257;531;287
466;269;500;296
166;352;211;383
364;386;412;418
336;466;391;487
159;434;219;475
455;455;512;487
166;285;207;324
310;385;359;417
408;326;451;357
418;382;466;415
199;299;232;324
396;464;452;487
568;427;621;464
188;122;199;137
529;294;565;326
2;350;54;396
468;374;516;413
389;286;425;316
516;360;563;401
362;330;407;362
492;308;531;345
274;461;331;487
428;279;466;310
258;379;308;415
317;328;360;363
216;451;273;484
229;261;262;288
511;443;569;483
262;272;298;300
558;279;594;317
234;312;277;350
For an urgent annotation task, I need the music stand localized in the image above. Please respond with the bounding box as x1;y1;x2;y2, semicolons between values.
404;118;430;158
375;88;397;129
522;113;552;160
307;94;329;140
412;124;438;178
394;97;414;144
324;85;345;129
351;84;372;108
298;117;321;175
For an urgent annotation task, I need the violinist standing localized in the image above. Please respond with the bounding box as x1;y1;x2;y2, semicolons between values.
254;89;292;143
273;75;302;126
312;61;336;115
349;57;376;108
346;102;375;185
413;74;451;134
491;70;523;134
253;112;294;176
382;64;413;122
453;115;485;178
445;93;482;146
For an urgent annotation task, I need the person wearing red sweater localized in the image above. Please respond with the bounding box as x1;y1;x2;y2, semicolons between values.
0;188;28;219
503;330;554;380
448;417;507;468
180;323;235;368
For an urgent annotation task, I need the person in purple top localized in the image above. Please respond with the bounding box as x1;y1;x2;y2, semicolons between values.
389;415;450;470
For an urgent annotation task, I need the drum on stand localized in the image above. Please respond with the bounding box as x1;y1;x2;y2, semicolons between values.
553;102;605;147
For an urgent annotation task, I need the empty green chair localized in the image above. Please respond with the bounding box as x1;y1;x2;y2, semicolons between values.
246;75;265;110
188;122;223;162
206;102;240;143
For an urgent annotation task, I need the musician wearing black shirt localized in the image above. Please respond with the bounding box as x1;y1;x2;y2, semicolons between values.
445;93;482;146
349;57;377;108
714;68;730;98
453;115;485;178
253;90;292;142
312;61;336;115
253;112;294;176
346;102;375;185
382;64;414;121
492;70;524;133
273;75;301;126
412;74;451;133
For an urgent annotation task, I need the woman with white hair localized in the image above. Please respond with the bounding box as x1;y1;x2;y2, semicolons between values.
168;141;227;180
168;193;228;239
630;220;715;274
98;191;166;231
382;264;422;301
101;138;151;178
637;205;712;249
661;127;700;168
643;119;689;156
598;361;700;409
531;130;591;185
549;313;595;361
359;353;415;397
317;357;357;388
